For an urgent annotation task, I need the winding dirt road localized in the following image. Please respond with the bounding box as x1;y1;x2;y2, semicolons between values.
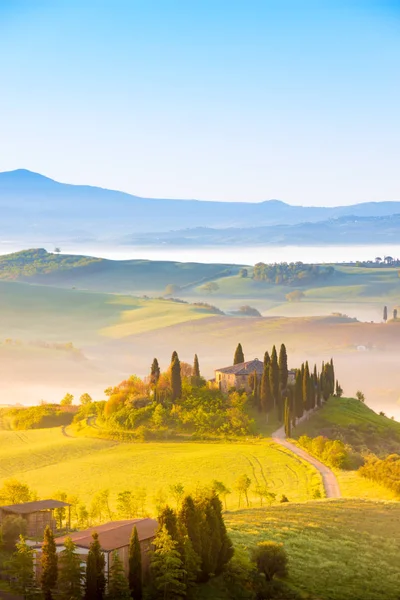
272;425;341;498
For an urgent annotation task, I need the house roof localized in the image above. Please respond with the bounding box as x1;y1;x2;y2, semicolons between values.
0;499;70;514
215;358;264;375
54;518;158;552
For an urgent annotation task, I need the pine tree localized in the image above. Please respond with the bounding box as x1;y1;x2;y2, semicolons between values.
41;525;58;600
150;358;160;386
233;343;244;365
7;535;38;599
278;343;288;392
179;496;202;559
171;354;182;401
150;526;186;599
182;536;201;594
108;551;130;600
128;526;142;600
193;354;200;378
58;537;84;600
85;532;106;600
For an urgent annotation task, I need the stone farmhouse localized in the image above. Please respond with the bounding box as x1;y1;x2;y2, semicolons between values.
215;358;296;393
34;518;158;579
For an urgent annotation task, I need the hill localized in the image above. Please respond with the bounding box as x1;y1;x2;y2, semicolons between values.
2;169;400;243
293;397;400;456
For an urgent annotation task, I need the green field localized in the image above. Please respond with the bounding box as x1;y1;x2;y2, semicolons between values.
220;500;400;600
0;427;322;511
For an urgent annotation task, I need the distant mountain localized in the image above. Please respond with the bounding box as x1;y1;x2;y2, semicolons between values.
1;169;400;243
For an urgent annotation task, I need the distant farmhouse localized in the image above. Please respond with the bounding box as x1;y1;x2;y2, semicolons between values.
0;499;71;538
34;518;158;579
215;358;295;394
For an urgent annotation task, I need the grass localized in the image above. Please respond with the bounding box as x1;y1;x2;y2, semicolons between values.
0;428;321;511
293;397;400;455
224;499;400;600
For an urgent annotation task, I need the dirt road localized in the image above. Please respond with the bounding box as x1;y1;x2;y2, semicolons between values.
272;425;341;498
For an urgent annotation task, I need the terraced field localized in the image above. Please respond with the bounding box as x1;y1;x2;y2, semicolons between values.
0;427;321;512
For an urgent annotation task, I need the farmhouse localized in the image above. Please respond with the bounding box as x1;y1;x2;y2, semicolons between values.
0;499;71;539
215;358;295;393
34;518;158;579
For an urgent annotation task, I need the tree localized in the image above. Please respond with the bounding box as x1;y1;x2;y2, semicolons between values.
129;526;142;600
394;308;398;320
193;354;200;378
90;489;113;522
150;358;161;386
53;490;68;529
251;541;288;582
356;390;365;402
233;343;245;365
0;478;32;504
1;515;27;551
208;492;234;574
263;351;270;366
278;343;288;392
383;306;388;322
335;381;343;397
116;491;138;520
85;532;106;600
150;525;186;599
269;346;280;412
41;525;58;600
202;282;219;294
60;393;74;406
108;551;130;600
158;506;180;545
234;475;251;508
170;352;182;401
179;496;202;558
302;362;311;411
80;393;93;405
165;284;180;296
7;535;38;599
211;480;232;510
294;369;304;419
283;397;291;437
169;483;185;509
254;485;275;507
260;364;273;415
239;268;248;278
54;247;61;253
58;537;85;600
285;290;305;302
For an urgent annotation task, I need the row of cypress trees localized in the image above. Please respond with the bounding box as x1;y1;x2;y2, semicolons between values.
150;352;201;403
33;524;143;600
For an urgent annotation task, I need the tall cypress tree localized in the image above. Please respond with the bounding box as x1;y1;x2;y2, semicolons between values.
283;397;291;437
58;537;84;600
171;354;182;401
41;525;58;600
302;362;310;411
260;363;273;415
294;369;304;419
85;532;106;600
278;343;288;392
263;351;270;366
179;496;202;559
233;343;244;365
209;493;234;575
269;346;280;413
128;526;142;600
150;358;160;386
158;506;180;544
193;354;200;378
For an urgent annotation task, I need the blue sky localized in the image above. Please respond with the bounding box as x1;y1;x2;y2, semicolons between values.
0;0;399;205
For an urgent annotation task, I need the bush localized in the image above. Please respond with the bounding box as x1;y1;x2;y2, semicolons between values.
251;542;288;582
0;515;27;551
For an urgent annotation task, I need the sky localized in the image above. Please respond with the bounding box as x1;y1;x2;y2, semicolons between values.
0;0;399;206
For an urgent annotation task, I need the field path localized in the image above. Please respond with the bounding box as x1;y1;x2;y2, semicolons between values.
272;425;341;498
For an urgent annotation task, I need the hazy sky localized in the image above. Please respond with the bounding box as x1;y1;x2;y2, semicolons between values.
0;0;399;205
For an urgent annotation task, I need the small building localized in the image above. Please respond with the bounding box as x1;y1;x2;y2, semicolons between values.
0;499;71;538
215;358;295;393
36;518;158;579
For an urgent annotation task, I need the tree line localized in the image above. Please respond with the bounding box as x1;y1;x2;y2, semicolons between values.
251;262;334;285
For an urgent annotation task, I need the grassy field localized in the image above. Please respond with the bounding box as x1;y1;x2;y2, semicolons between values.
0;427;322;511
293;397;400;455
220;500;400;600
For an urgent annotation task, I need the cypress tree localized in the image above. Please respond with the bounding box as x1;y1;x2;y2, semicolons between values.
41;525;58;600
108;551;130;600
58;537;84;600
193;354;200;378
171;354;182;401
209;493;234;575
263;351;270;366
269;346;280;413
260;364;273;415
128;526;142;600
85;532;106;600
330;359;335;395
179;496;202;559
294;369;304;418
278;343;288;392
383;305;388;322
284;397;291;437
150;526;186;599
158;506;180;544
252;369;259;404
150;358;160;386
302;362;310;411
233;343;245;365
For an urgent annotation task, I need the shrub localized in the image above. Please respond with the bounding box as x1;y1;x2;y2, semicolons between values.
1;515;27;551
251;542;288;582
